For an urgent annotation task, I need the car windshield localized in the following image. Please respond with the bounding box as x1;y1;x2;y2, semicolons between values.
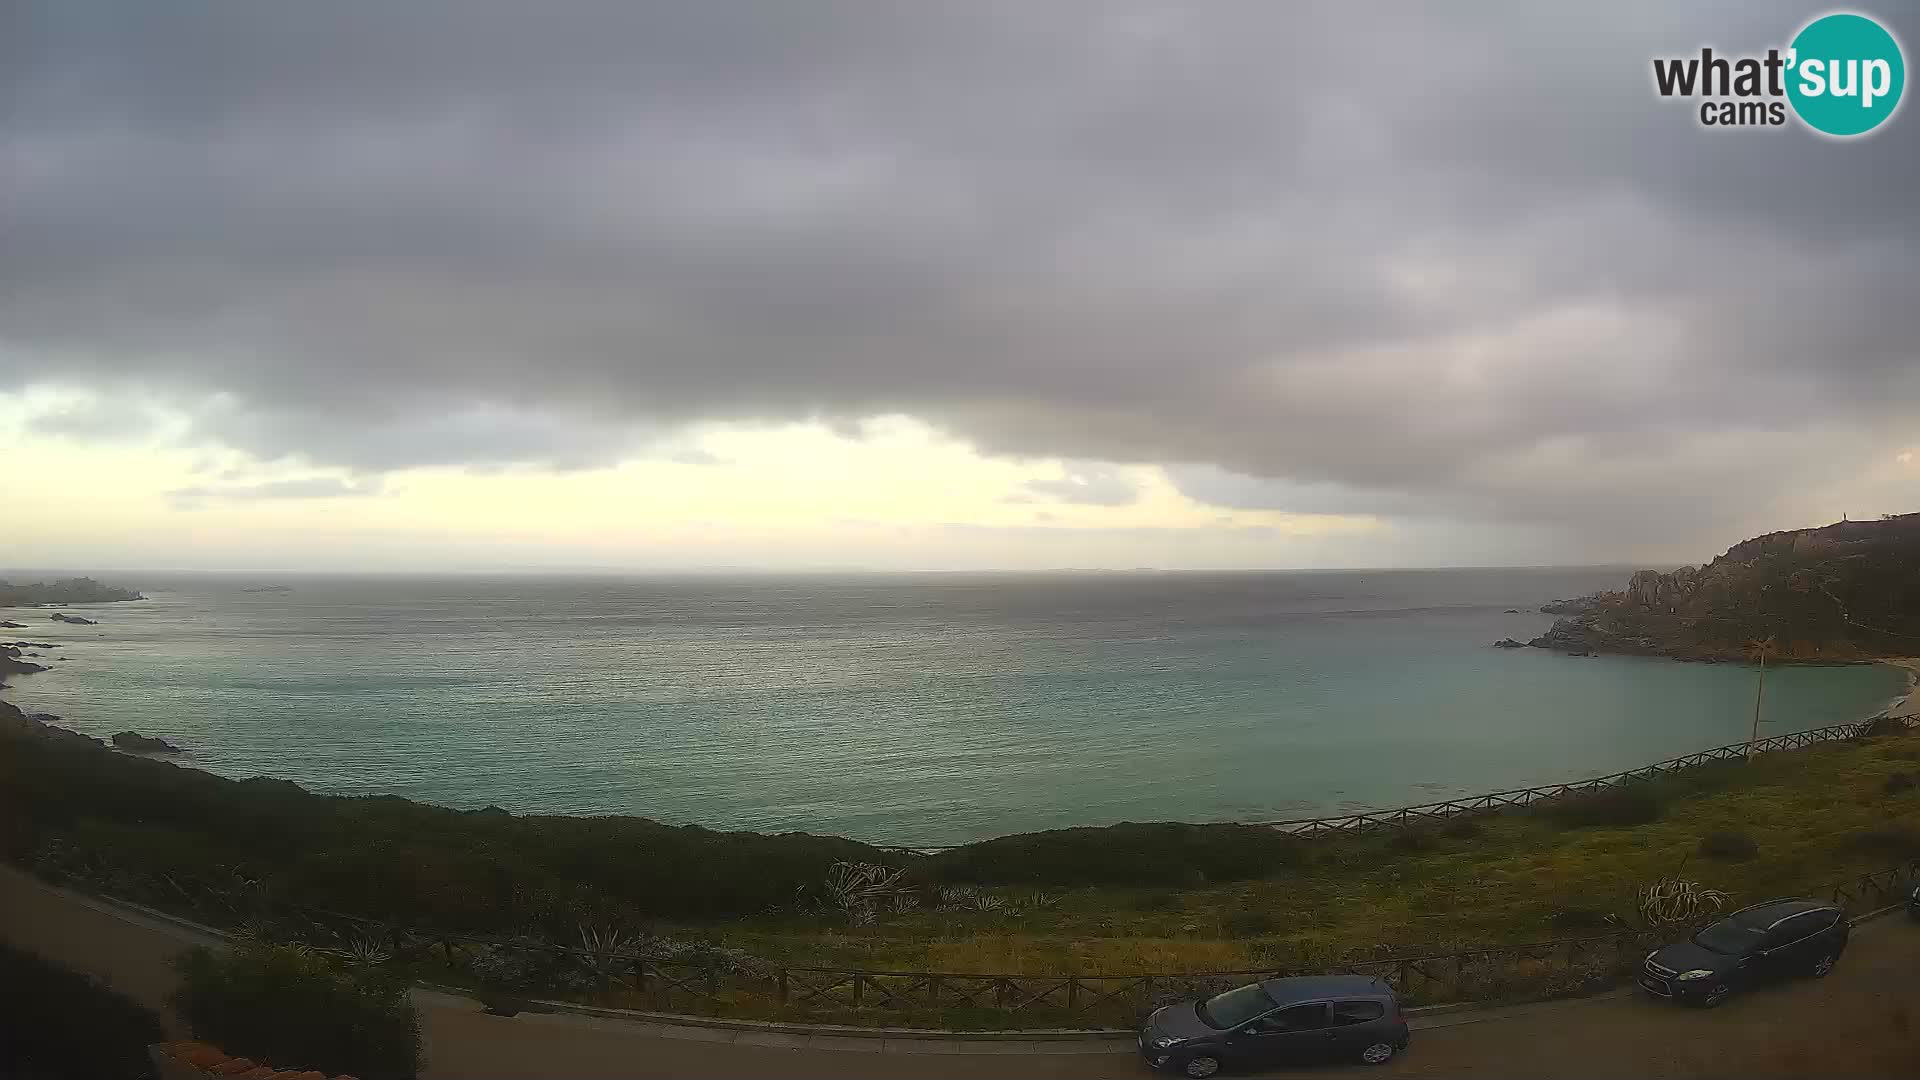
1196;983;1278;1030
1692;919;1764;955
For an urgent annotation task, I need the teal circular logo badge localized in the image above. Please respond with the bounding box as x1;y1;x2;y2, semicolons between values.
1787;13;1905;136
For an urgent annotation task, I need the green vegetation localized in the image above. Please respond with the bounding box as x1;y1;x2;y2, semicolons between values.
1538;512;1920;660
175;942;420;1080
1696;830;1760;860
4;702;1919;1026
0;942;165;1080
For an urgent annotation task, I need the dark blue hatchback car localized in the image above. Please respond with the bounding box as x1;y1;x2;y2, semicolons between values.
1139;974;1409;1076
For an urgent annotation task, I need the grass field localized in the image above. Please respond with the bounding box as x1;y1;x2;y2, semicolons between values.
698;730;1920;976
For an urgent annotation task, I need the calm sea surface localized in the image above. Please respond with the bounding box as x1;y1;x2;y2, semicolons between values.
2;569;1906;846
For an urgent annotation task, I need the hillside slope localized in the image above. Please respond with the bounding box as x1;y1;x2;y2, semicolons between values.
1530;513;1920;661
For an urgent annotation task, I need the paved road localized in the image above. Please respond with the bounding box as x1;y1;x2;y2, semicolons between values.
422;916;1919;1079
4;866;1911;1079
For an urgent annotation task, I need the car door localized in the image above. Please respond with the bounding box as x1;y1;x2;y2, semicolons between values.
1325;999;1390;1057
1756;913;1821;978
1233;1002;1333;1066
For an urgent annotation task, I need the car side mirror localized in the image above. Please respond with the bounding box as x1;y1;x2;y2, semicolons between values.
1241;1027;1259;1036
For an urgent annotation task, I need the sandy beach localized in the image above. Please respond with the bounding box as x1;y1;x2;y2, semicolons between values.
1878;657;1920;719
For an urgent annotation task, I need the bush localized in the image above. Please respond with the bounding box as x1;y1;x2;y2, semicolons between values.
1858;715;1913;739
1386;830;1434;853
1129;889;1180;913
0;720;892;929
1440;815;1485;839
1697;831;1760;861
0;943;164;1080
1848;824;1920;857
174;943;420;1080
1544;786;1663;828
1223;910;1278;936
927;822;1305;887
1883;772;1916;795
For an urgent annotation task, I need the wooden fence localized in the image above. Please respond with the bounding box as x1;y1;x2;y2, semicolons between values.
73;855;1919;1026
881;715;1917;851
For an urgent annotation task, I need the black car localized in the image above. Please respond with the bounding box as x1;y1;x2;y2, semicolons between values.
1639;898;1848;1007
1139;974;1409;1077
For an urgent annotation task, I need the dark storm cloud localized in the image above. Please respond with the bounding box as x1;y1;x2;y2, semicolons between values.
3;1;1918;553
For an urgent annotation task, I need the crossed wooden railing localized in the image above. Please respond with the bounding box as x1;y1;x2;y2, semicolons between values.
44;854;1919;1025
20;716;1917;1025
879;715;1918;851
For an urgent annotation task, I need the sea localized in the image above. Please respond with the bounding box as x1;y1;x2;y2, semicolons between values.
1;569;1907;847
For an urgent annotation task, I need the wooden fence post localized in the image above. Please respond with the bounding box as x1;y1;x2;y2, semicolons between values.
777;967;789;1004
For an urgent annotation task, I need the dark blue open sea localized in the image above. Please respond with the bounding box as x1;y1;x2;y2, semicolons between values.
3;569;1906;846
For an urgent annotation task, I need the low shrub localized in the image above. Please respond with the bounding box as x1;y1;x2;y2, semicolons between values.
1386;830;1434;853
1697;831;1760;861
927;822;1305;887
1223;910;1278;936
1129;889;1180;913
1440;815;1485;839
174;942;420;1080
1848;824;1920;857
1883;772;1916;795
0;943;164;1080
1858;715;1914;739
1544;786;1663;828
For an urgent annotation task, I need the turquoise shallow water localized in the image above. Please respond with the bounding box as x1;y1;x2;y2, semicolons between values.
1;568;1906;846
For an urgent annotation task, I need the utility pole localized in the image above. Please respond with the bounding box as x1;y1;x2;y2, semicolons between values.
1746;637;1774;758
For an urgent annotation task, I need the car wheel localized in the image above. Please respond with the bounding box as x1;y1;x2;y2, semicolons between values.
1359;1041;1397;1065
1182;1055;1222;1078
1811;951;1838;978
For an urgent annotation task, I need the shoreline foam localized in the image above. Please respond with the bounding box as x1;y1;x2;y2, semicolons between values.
1876;657;1920;719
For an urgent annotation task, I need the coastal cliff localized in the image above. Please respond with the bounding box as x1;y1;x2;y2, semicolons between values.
1528;512;1920;661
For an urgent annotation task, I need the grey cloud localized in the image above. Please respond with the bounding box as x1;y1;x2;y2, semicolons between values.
1022;466;1139;506
168;476;383;502
23;396;163;443
3;2;1918;558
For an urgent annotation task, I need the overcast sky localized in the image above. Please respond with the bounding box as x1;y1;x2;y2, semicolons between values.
3;2;1916;571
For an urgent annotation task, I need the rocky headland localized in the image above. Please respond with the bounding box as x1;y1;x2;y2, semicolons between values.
1;576;143;608
1516;513;1920;662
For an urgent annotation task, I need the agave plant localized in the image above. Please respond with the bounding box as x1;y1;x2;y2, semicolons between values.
934;885;978;912
1636;877;1731;928
822;861;910;924
574;923;642;987
319;933;393;969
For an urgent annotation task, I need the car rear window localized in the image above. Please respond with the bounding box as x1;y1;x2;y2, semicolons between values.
1331;1000;1385;1024
1694;919;1765;954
